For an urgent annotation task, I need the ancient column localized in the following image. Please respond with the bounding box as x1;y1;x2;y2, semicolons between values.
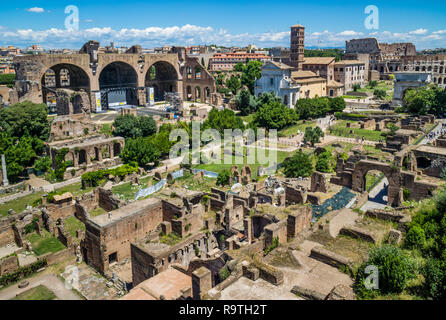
109;143;115;158
2;154;9;187
98;146;103;162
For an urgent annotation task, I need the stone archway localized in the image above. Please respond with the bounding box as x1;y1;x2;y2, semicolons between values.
78;149;87;166
99;61;139;108
352;160;402;206
145;61;179;102
41;63;91;104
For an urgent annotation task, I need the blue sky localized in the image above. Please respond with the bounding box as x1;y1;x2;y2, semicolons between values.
0;0;445;49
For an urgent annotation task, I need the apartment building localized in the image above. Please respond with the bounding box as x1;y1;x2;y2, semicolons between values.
209;52;270;72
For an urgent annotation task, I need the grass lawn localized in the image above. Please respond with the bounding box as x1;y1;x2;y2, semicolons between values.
321;142;391;163
64;216;85;239
0;182;94;217
26;230;66;256
0;191;45;217
112;176;153;201
195;147;292;178
328;120;385;142
279;120;317;137
366;172;385;192
159;233;183;246
171;173;219;193
90;207;107;218
12;285;56;301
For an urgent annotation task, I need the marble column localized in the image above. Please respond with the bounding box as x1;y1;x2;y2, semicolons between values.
2;154;9;187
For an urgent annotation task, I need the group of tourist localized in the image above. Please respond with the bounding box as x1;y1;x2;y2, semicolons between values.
426;124;446;141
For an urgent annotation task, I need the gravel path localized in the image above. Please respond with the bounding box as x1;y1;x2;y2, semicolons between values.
0;274;82;300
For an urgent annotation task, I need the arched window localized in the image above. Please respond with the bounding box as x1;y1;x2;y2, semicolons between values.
186;66;193;79
195;66;201;79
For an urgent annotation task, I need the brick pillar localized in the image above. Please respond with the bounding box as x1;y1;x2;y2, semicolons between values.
192;267;212;300
73;152;79;167
109;143;115;158
86;148;91;165
244;218;253;244
98;146;103;162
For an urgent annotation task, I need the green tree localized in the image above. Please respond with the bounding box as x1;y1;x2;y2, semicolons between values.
283;151;314;178
368;80;378;88
113;115;142;139
34;156;52;173
138;116;157;137
316;150;334;173
352;84;361;92
329;97;346;113
355;245;415;296
404;85;446;116
234;90;259;116
226;75;242;95
241;60;263;94
295;97;331;120
374;89;387;100
203;108;245;134
304;127;324;147
121;137;161;167
254;100;298;130
0;101;49;141
217;170;231;186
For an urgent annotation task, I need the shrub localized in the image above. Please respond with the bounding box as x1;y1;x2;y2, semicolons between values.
217;170;231;186
34;156;51;173
81;163;138;188
404;225;426;249
219;266;231;282
355;245;415;296
422;258;446;300
0;259;47;287
264;237;280;255
283;151;314;178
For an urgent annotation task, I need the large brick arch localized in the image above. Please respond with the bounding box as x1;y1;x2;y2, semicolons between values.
13;45;218;108
352;160;402;207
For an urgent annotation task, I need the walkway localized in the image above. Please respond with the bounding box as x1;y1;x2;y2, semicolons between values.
0;176;82;205
360;177;389;212
0;274;82;300
317;135;378;148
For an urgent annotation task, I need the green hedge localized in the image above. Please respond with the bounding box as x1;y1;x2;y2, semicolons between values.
335;112;368;121
81;163;138;187
0;259;47;287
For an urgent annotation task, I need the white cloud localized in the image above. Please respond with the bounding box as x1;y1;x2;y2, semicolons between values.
409;28;428;35
337;30;363;36
0;24;444;50
26;7;45;13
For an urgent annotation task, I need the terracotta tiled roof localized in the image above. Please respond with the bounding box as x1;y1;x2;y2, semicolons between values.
291;70;318;78
327;80;344;87
303;57;336;65
268;61;294;69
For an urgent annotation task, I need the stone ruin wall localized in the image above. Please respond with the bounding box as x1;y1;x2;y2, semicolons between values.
83;199;164;273
131;232;214;286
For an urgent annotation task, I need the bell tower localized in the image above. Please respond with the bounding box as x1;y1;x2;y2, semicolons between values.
290;24;305;70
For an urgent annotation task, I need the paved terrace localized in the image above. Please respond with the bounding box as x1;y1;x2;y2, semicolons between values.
91;197;161;227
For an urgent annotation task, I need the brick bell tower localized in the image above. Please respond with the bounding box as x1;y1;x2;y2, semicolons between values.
290;24;305;70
